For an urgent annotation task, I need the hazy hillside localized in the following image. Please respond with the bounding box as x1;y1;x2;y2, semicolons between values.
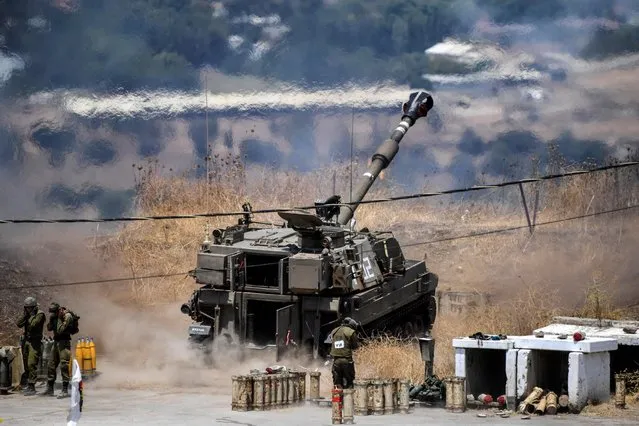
2;0;639;93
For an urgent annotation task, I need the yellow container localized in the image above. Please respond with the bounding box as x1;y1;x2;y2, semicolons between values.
75;338;84;369
88;337;96;372
73;338;84;375
81;337;92;373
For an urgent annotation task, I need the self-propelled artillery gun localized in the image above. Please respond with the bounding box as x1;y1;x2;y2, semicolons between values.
180;91;439;361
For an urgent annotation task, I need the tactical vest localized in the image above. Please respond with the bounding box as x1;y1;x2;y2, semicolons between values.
330;326;355;359
20;310;45;341
52;312;74;341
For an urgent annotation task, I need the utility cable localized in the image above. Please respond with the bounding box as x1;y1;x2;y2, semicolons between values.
2;203;636;291
0;161;636;225
0;272;190;290
401;203;639;247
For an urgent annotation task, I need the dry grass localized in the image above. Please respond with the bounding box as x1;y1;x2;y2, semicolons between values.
432;284;561;378
95;155;438;305
93;149;639;315
352;281;639;385
354;336;425;384
87;151;639;397
101;155;639;306
351;284;561;383
581;392;639;418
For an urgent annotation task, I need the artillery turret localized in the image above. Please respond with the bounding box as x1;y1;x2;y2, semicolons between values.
181;91;438;361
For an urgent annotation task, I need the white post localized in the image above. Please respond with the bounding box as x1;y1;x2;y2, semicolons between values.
66;358;83;426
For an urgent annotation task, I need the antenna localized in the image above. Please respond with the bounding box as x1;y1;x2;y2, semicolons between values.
349;105;354;203
204;72;211;242
332;171;336;196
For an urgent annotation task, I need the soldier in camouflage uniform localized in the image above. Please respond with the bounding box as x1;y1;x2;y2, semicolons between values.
16;296;45;396
41;302;73;398
329;317;360;389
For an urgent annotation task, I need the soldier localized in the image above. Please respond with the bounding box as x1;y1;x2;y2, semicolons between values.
16;296;45;396
329;317;359;389
41;302;75;398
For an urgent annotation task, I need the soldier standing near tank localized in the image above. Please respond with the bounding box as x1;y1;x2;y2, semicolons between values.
16;296;45;396
329;317;360;389
41;302;73;398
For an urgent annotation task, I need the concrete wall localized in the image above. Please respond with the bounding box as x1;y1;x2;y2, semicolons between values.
436;291;491;316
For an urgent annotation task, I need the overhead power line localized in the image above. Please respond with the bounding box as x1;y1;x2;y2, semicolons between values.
402;203;639;247
1;272;189;291
0;161;636;225
2;203;636;292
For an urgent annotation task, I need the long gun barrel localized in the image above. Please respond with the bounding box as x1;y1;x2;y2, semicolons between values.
337;91;434;226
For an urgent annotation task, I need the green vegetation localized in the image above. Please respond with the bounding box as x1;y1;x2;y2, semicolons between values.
1;0;636;94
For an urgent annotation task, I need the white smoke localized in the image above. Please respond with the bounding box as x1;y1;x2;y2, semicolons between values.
0;51;24;86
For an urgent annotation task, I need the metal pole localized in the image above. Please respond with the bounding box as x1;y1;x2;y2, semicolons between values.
349;106;354;204
518;182;533;234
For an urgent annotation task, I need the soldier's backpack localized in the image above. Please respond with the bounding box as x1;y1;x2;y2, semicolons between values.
67;311;80;335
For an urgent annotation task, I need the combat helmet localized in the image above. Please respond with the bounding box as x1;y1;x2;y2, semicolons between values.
24;296;37;308
342;317;359;329
49;302;60;313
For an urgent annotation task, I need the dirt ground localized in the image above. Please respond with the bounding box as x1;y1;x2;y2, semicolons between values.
1;354;639;426
1;385;639;426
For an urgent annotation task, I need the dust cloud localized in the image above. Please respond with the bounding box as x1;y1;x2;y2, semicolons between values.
61;280;331;393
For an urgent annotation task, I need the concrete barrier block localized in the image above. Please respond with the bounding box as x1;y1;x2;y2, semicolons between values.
568;351;610;411
512;336;617;353
452;338;515;350
454;348;465;378
516;349;534;400
452;344;515;409
506;349;518;409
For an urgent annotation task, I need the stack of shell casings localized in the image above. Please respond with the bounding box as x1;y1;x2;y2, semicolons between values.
232;371;309;411
353;377;407;416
